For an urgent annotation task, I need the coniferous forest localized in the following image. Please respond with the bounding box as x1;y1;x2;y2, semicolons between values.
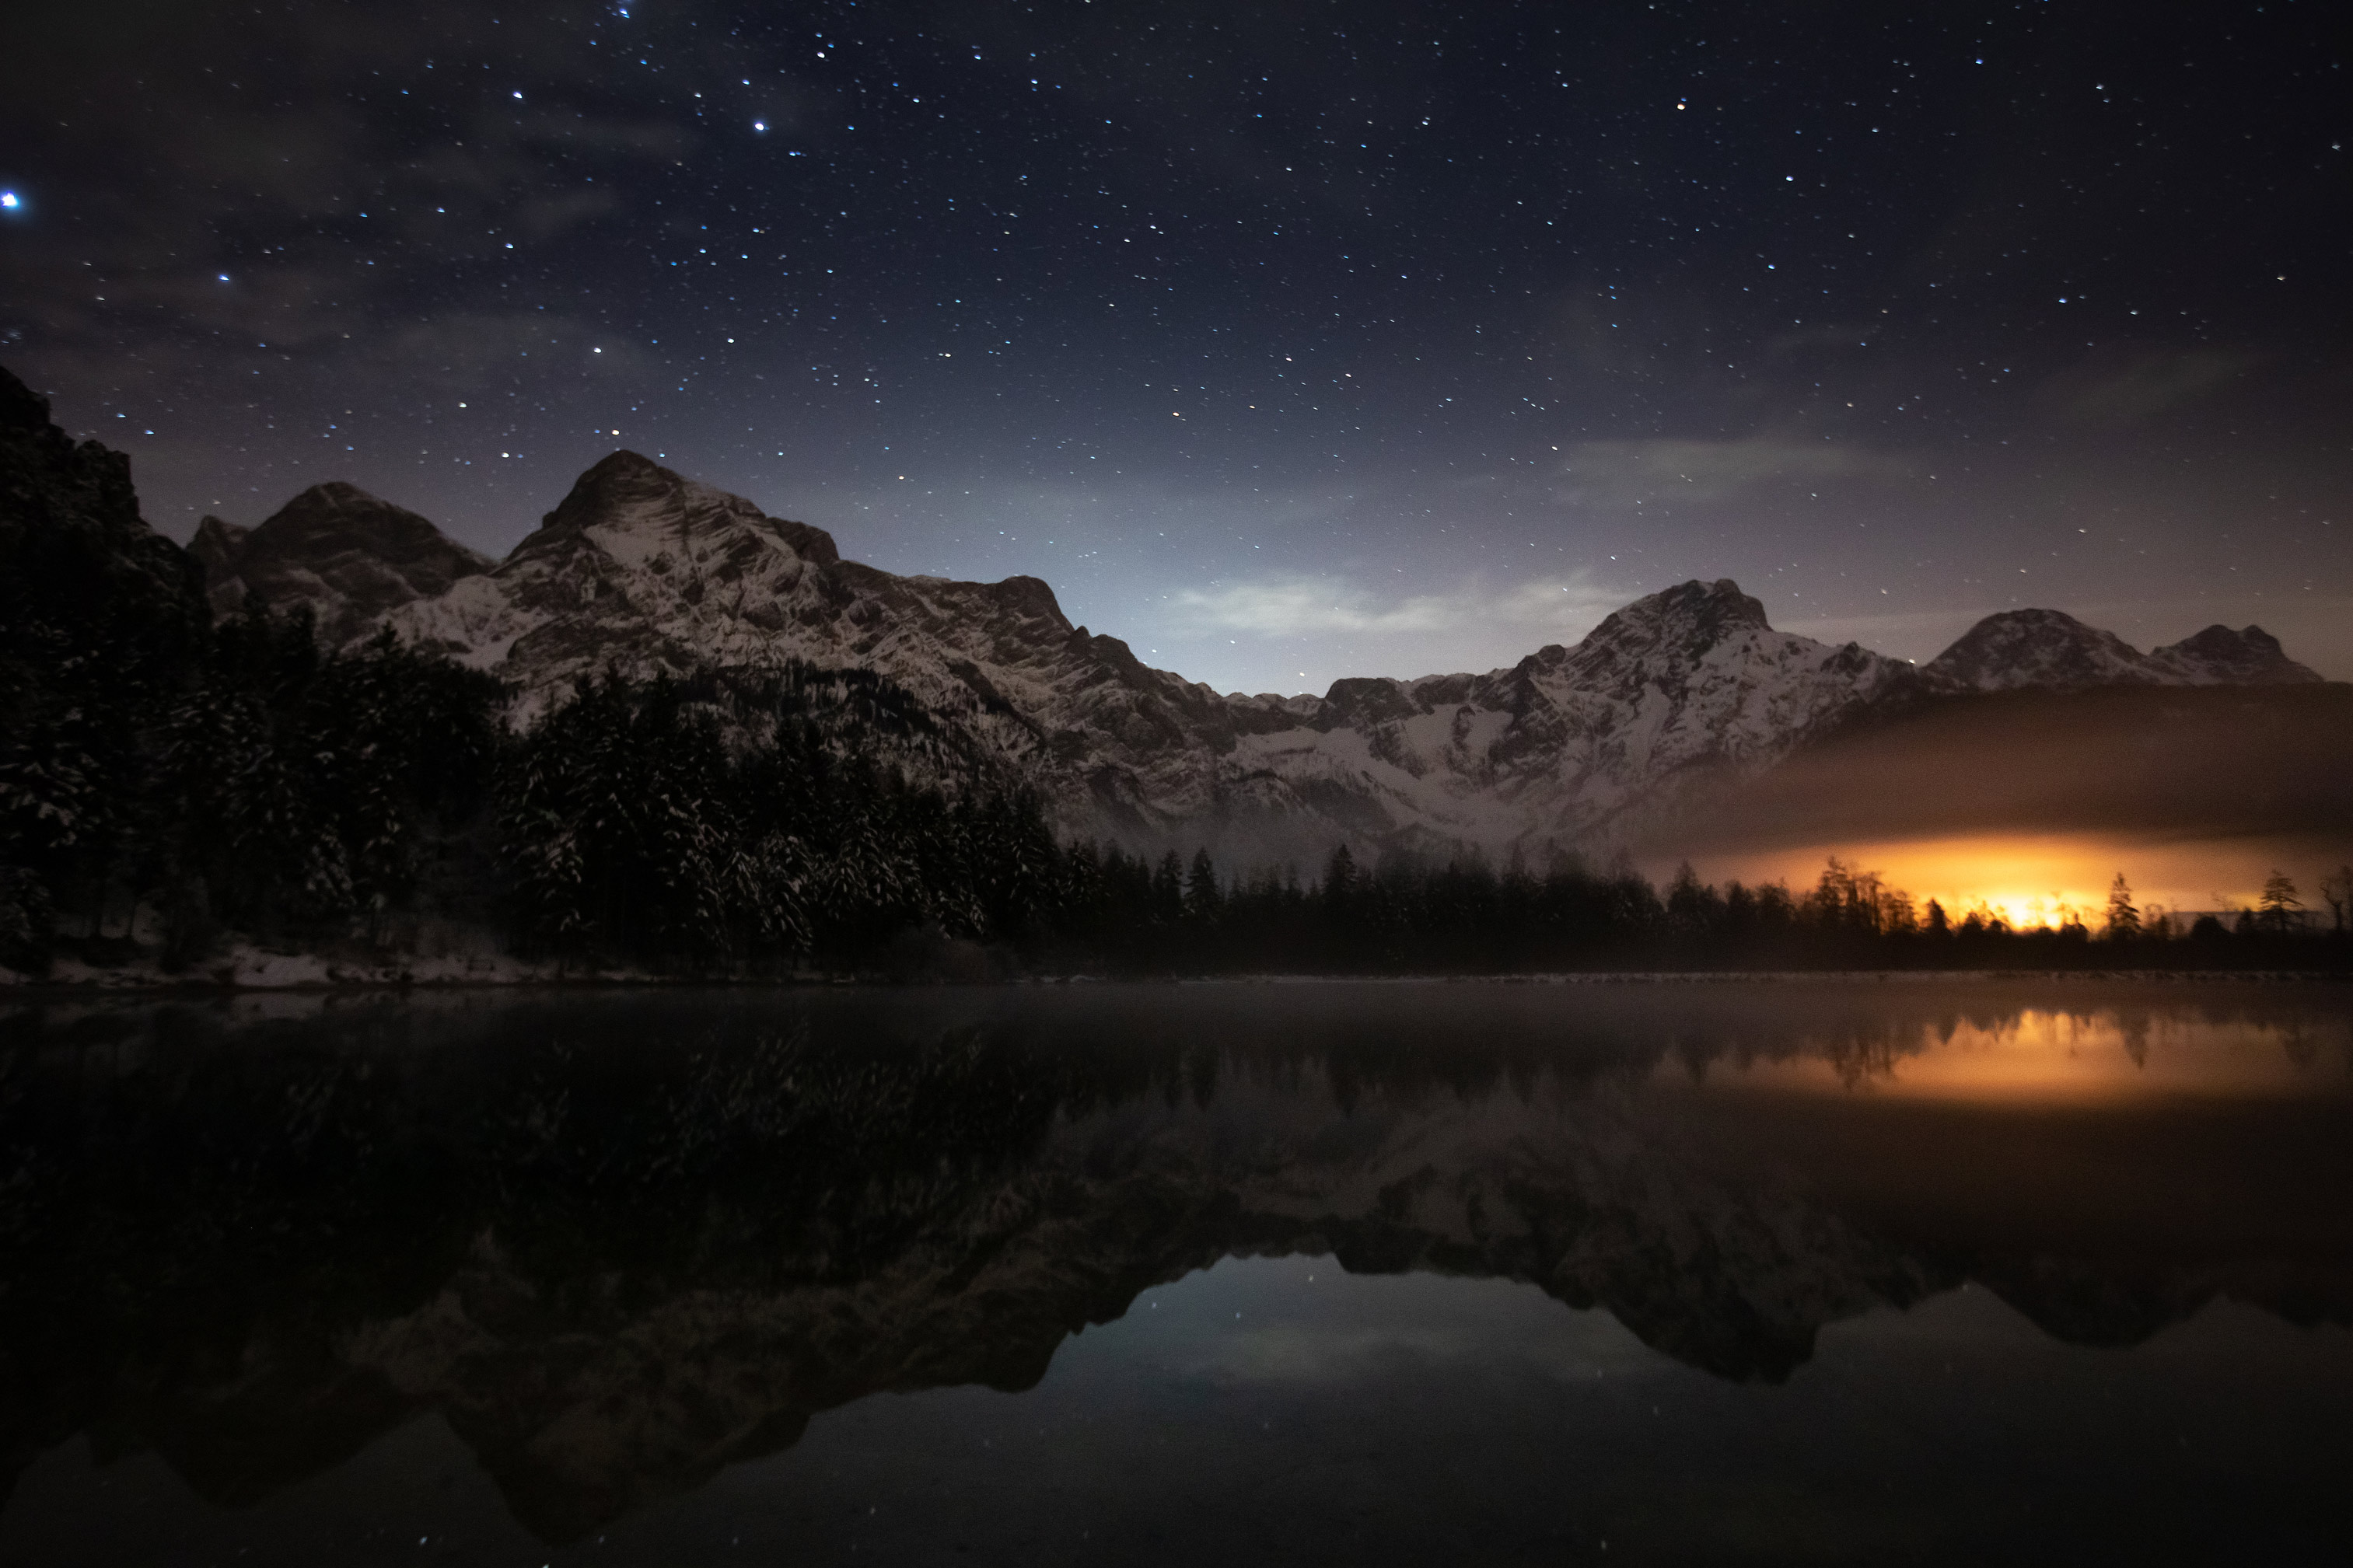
4;368;2348;981
5;587;2348;979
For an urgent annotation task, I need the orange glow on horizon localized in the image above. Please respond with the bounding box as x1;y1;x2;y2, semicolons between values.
1663;832;2346;931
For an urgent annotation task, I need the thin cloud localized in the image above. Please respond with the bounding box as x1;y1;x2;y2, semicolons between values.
1173;570;1629;641
2033;347;2266;426
1555;436;1913;506
374;311;657;387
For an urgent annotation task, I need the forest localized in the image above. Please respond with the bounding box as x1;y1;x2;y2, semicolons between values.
3;592;2348;980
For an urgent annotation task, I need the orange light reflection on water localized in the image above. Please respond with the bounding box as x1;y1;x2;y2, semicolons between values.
1688;1009;2347;1104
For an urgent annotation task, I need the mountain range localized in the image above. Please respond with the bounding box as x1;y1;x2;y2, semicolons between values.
9;364;2330;861
190;445;2326;859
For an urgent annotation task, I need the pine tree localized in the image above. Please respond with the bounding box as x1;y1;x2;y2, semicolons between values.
1323;843;1358;907
2103;874;2141;940
1665;861;1725;937
1151;850;1184;926
1183;847;1222;925
2258;871;2302;934
1809;856;1857;931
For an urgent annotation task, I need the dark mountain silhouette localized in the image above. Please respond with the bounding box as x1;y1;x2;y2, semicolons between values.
197;480;495;644
0;366;207;681
1923;606;2321;692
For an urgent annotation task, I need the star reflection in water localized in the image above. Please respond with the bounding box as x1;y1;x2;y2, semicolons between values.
2;980;2350;1563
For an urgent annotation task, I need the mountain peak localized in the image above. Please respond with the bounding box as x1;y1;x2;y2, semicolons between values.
1925;608;2324;692
536;449;841;566
2147;623;2322;685
201;481;493;638
187;515;250;573
1921;608;2152;692
1;364;53;434
0;361;207;676
1582;578;1773;659
266;480;416;526
538;449;687;534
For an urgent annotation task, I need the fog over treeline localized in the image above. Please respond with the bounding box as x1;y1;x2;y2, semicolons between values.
5;591;2347;978
1653;679;2353;856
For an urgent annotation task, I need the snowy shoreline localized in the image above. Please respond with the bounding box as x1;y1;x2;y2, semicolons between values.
4;948;2341;995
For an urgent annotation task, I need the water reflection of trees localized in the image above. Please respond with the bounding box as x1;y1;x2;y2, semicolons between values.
2;985;2348;1540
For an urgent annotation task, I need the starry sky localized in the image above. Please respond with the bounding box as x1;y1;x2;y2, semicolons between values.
3;0;2347;693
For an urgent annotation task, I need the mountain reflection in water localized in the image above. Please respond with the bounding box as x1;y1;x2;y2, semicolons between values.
2;981;2351;1563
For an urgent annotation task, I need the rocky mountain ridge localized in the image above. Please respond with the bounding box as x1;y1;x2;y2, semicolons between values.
6;357;2324;862
198;480;495;645
1921;606;2320;693
0;368;208;686
177;449;2328;858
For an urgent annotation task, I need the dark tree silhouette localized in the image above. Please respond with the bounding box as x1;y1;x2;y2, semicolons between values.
2259;871;2302;934
2104;874;2141;940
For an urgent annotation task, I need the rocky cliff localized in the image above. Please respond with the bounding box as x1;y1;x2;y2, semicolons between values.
0;365;207;684
0;367;208;915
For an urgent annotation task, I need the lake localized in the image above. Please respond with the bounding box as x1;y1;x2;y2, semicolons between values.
3;980;2350;1564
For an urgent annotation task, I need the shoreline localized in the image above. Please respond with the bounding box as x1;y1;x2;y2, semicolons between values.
5;955;2344;997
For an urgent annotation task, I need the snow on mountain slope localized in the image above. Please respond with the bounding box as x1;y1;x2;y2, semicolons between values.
201;451;2322;860
1923;607;2320;691
382;452;1290;833
194;455;1917;854
200;480;495;644
1218;580;1913;857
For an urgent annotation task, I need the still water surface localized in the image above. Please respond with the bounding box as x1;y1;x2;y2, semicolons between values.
3;981;2350;1564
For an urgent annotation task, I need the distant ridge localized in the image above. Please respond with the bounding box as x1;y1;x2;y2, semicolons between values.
199;481;495;644
12;365;2330;861
187;449;2333;858
1922;606;2319;692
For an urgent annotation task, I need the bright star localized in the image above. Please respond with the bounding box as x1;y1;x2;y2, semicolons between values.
0;191;19;210
753;120;767;131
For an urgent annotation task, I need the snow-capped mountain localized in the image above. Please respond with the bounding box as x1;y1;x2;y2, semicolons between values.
1213;578;1913;858
375;451;1286;833
182;449;2327;858
1922;607;2321;692
3;353;2334;865
196;452;1916;855
198;480;495;644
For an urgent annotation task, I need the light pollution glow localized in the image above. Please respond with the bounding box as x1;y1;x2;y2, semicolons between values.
1672;833;2348;931
1685;1010;2349;1104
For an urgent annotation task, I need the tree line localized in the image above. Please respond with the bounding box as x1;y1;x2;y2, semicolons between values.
4;600;2347;977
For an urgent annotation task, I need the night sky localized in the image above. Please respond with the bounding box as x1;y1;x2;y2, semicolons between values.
4;0;2347;693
